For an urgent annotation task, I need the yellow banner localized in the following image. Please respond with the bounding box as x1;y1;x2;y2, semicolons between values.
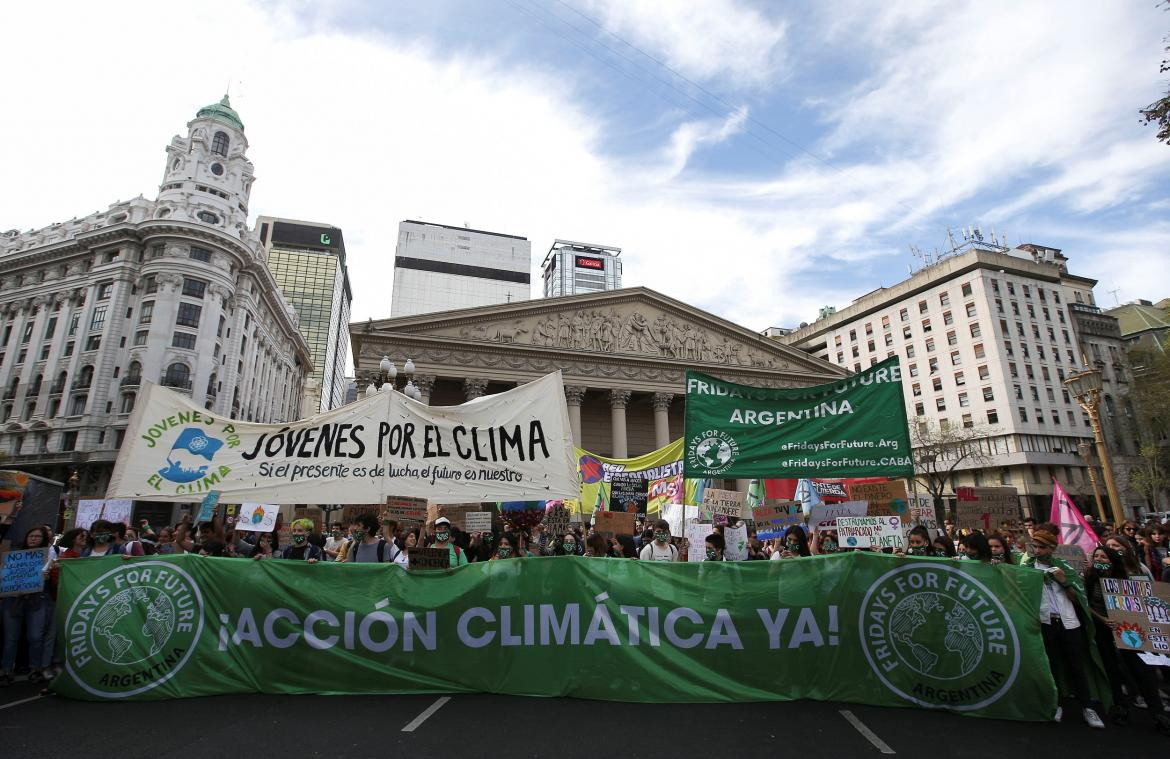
569;440;705;516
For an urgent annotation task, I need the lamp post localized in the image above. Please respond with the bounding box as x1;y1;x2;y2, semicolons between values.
1065;367;1125;525
364;355;421;400
1077;440;1105;520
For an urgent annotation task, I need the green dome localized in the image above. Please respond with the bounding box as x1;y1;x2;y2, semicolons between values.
196;94;244;131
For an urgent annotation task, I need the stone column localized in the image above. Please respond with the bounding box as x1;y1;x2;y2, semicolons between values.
463;377;489;401
564;385;586;446
609;389;631;458
414;374;436;405
651;392;673;449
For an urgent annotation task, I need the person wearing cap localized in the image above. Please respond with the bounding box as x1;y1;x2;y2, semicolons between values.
1022;526;1106;728
430;517;469;567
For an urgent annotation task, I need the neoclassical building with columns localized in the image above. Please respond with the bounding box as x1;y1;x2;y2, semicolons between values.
351;287;847;459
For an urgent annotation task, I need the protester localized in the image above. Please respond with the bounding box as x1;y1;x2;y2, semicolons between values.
430;517;469;567
0;526;55;685
251;531;278;559
116;523;145;557
899;526;937;557
154;526;177;554
1105;535;1153;580
585;533;610;557
932;535;957;558
324;525;347;561
347;513;402;564
553;532;580;556
770;526;810;560
278;519;321;562
704;533;725;561
959;532;993;562
492;532;519;560
1023;527;1106;728
987;532;1015;565
1137;526;1169;581
81;519;124;557
812;530;839;555
638;519;679;561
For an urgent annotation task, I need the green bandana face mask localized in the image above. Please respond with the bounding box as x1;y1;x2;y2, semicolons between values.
563;541;576;552
435;530;450;543
705;548;717;560
655;531;669;543
93;533;112;545
291;534;306;545
1093;561;1111;572
497;546;512;558
786;540;799;551
352;530;365;541
822;540;838;553
908;545;929;556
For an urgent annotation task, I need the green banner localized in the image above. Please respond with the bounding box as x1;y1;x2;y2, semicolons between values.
683;356;913;478
52;552;1057;720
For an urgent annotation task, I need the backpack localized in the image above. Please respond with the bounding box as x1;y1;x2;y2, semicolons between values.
349;538;401;563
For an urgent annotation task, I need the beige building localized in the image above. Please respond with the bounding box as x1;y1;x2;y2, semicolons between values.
351;287;845;464
780;242;1143;519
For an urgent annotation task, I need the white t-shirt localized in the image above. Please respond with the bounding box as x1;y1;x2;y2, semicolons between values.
1035;559;1080;629
639;541;678;562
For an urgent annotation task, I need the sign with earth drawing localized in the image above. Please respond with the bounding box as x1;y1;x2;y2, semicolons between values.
683;357;913;479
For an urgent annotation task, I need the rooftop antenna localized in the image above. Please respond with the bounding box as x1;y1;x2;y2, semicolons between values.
1108;288;1121;306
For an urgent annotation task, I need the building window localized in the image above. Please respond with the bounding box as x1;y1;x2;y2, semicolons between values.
936;398;946;411
182;278;207;299
190;246;212;262
22;323;33;344
921;319;932;333
121;393;136;414
867;340;875;352
172;332;197;350
1009;362;1018;378
90;305;107;331
62;431;78;451
903;327;912;340
1019;407;1028;422
973;343;985;359
139;301;155;324
212;131;229;156
176;303;202;328
925;338;935;352
939;293;950;307
954;371;965;386
983;387;994;402
918;300;928;314
44;317;56;339
834;335;842;346
145;275;158;294
914;402;925;416
1014;384;1023;400
16;349;25;364
987;409;999;424
38;344;49;361
836;351;844;363
908;364;919;377
900;308;909;322
958;392;970;408
950;350;961;366
69;395;87;416
133;330;148;346
163;363;191;389
84;335;101;351
1012;302;1021;316
996;298;1004;314
962;413;974;428
865;323;873;335
961;282;973;297
965;303;977;318
884;333;893;347
947;330;958;346
1035;408;1044;424
849;329;857;342
1041;366;1051;381
881;316;890;329
932;377;943;392
852;346;860;358
943;311;954;326
97;282;112;300
912;382;922;397
928;358;939;374
63;341;73;357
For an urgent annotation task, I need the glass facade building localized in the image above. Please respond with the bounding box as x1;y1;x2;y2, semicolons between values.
259;217;352;412
542;240;622;297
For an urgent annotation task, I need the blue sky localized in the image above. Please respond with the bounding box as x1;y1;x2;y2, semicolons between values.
3;0;1169;330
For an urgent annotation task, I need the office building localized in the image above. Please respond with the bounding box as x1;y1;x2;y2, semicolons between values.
542;240;622;297
258;216;352;412
0;96;312;515
780;235;1143;518
390;221;531;317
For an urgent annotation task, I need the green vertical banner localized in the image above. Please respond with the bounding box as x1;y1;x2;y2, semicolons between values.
683;356;913;478
52;552;1056;720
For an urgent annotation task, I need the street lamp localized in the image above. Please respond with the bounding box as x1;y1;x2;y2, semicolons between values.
1077;440;1105;520
1065;367;1125;525
364;355;421;400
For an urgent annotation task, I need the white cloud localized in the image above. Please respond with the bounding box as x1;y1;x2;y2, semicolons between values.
580;0;788;88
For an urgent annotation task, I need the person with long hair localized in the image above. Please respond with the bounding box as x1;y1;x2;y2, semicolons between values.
704;533;725;561
1137;525;1169;581
770;525;810;559
932;535;957;558
585;533;610;557
1105;535;1152;580
958;532;993;562
554;532;580;556
491;532;520;560
899;526;944;557
987;532;1014;565
0;527;56;685
814;530;840;555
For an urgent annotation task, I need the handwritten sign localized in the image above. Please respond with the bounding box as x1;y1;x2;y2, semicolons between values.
408;547;451;571
752;500;804;539
809;500;868;530
846;481;908;517
341;505;381;523
955;486;1021;531
1054;544;1088;574
685;522;714;563
234;503;279;533
386;496;428;523
595;510;636;537
703;488;746;519
837;516;904;549
74;499;105;530
907;493;939;533
542;505;571;537
610;474;648;514
723;523;749;561
463;511;494;533
1101;578;1170;653
0;548;48;597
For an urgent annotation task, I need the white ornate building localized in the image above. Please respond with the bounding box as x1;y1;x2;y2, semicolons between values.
0;96;312;503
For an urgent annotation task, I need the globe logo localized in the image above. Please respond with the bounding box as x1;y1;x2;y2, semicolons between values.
696;437;733;468
64;561;204;699
859;563;1020;712
92;587;176;666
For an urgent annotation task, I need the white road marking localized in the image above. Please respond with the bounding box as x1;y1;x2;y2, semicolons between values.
0;695;46;711
839;709;895;754
401;696;451;732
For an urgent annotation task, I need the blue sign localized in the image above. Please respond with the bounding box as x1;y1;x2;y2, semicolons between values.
0;548;48;597
198;491;221;524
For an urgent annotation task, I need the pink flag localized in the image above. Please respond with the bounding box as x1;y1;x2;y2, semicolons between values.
1050;480;1098;557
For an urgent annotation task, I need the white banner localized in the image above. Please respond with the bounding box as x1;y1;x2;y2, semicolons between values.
837;515;904;549
233;503;280;532
74;498;133;529
106;372;579;504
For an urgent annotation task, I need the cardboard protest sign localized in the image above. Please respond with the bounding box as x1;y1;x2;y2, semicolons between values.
808;500;868;530
846;480;908;517
1100;577;1170;654
433;503;486;530
0;548;48;597
542;504;571;537
685;521;714;563
907;493;939;533
610;474;648;514
595;510;636;537
723;524;749;561
386;496;427;524
752;500;804;540
234;503;279;533
837;516;904;550
702;488;745;519
955;486;1021;531
647;474;683;514
74;499;105;530
464;511;493;533
1053;544;1088;574
408;547;451;571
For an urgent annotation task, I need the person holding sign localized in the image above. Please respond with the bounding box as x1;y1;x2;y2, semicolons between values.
0;526;55;686
430;517;469;567
637;519;678;562
346;514;403;565
769;526;810;560
1023;528;1106;729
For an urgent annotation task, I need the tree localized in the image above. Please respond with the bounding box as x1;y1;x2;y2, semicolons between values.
1140;2;1170;144
1126;339;1170;509
911;420;995;525
1130;443;1167;512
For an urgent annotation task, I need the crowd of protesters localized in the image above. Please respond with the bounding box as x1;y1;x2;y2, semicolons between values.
1;507;1169;734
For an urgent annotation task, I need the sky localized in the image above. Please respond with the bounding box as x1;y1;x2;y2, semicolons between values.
2;0;1169;333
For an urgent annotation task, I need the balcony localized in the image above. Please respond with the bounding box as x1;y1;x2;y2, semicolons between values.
160;375;192;391
71;378;92;391
120;375;142;389
48;381;66;395
1069;303;1101;315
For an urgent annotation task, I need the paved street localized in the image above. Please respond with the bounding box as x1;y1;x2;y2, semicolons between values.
2;677;1167;758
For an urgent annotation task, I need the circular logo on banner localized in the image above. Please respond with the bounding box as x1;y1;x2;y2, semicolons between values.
687;430;739;475
858;564;1019;711
64;561;204;698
